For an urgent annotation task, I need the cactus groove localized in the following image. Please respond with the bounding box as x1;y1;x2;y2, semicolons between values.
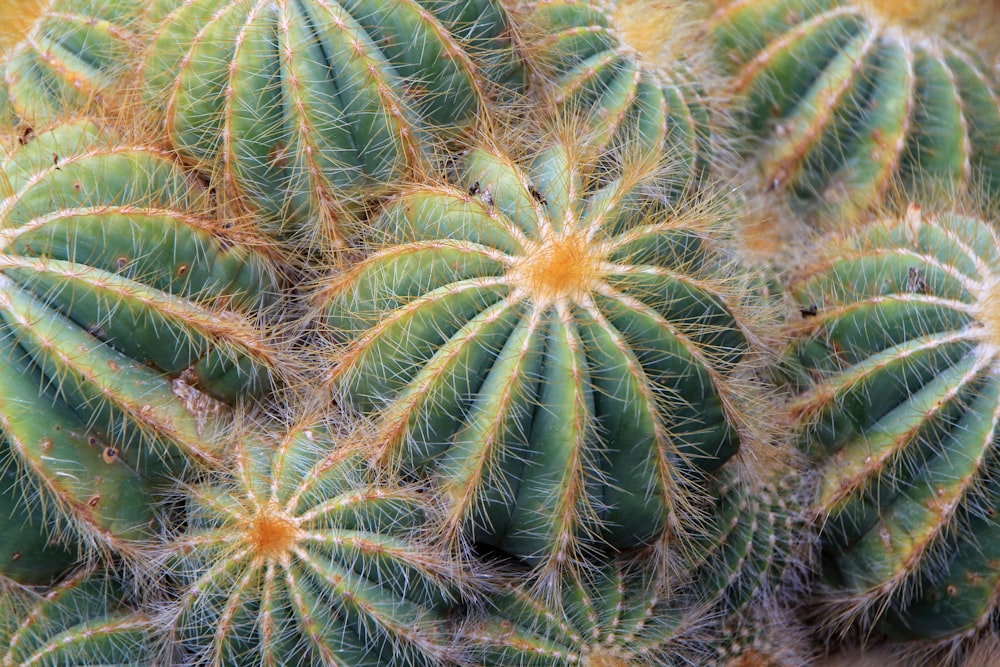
324;133;768;573
787;206;1000;642
710;0;1000;223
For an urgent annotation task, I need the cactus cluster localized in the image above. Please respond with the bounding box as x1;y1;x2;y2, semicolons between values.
4;0;1000;665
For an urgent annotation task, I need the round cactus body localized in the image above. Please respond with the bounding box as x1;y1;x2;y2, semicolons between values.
460;556;711;667
168;420;461;667
0;568;155;666
710;0;1000;223
522;0;714;199
141;0;524;244
324;135;766;570
0;0;143;126
787;206;1000;642
0;120;284;549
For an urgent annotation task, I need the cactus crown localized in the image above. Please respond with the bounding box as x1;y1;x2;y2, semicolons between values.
0;0;48;51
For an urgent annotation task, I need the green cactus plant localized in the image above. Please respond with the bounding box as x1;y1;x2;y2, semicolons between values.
166;417;464;667
517;0;715;199
139;0;524;246
0;0;144;127
709;0;1000;224
323;126;772;576
785;205;1000;646
0;567;156;665
0;119;285;554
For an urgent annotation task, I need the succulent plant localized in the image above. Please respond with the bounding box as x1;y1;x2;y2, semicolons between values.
0;119;284;553
0;0;143;126
166;418;463;666
323;128;771;575
709;0;1000;224
140;0;524;245
786;205;1000;644
518;0;715;199
0;567;156;665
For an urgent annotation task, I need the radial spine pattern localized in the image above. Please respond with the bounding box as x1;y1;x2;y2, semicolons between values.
709;0;1000;223
787;206;1000;642
324;133;766;571
168;420;462;666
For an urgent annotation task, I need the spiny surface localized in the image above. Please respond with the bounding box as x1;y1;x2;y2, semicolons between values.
0;120;283;556
168;421;461;666
0;0;143;126
141;0;523;245
324;135;766;573
710;0;1000;224
0;568;155;666
521;0;713;198
786;207;1000;643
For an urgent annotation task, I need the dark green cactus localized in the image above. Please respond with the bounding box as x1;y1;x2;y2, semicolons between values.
167;418;463;666
140;0;524;245
709;0;1000;223
0;0;143;126
0;567;156;665
520;0;714;199
0;119;284;553
323;130;770;574
786;206;1000;644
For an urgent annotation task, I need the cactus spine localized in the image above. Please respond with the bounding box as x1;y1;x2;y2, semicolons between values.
786;206;1000;645
324;128;771;575
166;418;463;666
709;0;1000;224
140;0;524;245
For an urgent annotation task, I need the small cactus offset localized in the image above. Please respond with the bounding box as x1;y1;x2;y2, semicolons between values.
139;0;524;245
709;0;1000;224
0;119;286;556
0;567;156;665
166;417;464;666
786;206;1000;647
0;0;144;126
323;126;772;574
518;0;715;199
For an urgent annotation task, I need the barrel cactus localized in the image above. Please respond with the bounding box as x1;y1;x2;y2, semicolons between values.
166;418;464;666
709;0;1000;224
323;129;771;576
140;0;524;245
0;0;142;126
786;205;1000;645
0;567;155;665
519;0;714;198
0;119;284;553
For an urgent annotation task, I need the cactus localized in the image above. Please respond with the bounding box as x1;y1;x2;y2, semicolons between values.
0;0;143;126
0;567;155;665
323;128;770;575
139;0;524;245
519;0;714;199
709;0;1000;224
458;555;713;666
166;418;463;666
786;205;1000;645
0;119;285;552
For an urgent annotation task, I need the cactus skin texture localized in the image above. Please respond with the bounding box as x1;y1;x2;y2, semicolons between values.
0;120;284;550
520;0;713;199
140;0;523;244
0;0;142;126
709;0;1000;223
167;419;462;667
786;206;1000;645
0;567;155;666
324;133;765;574
459;556;715;666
